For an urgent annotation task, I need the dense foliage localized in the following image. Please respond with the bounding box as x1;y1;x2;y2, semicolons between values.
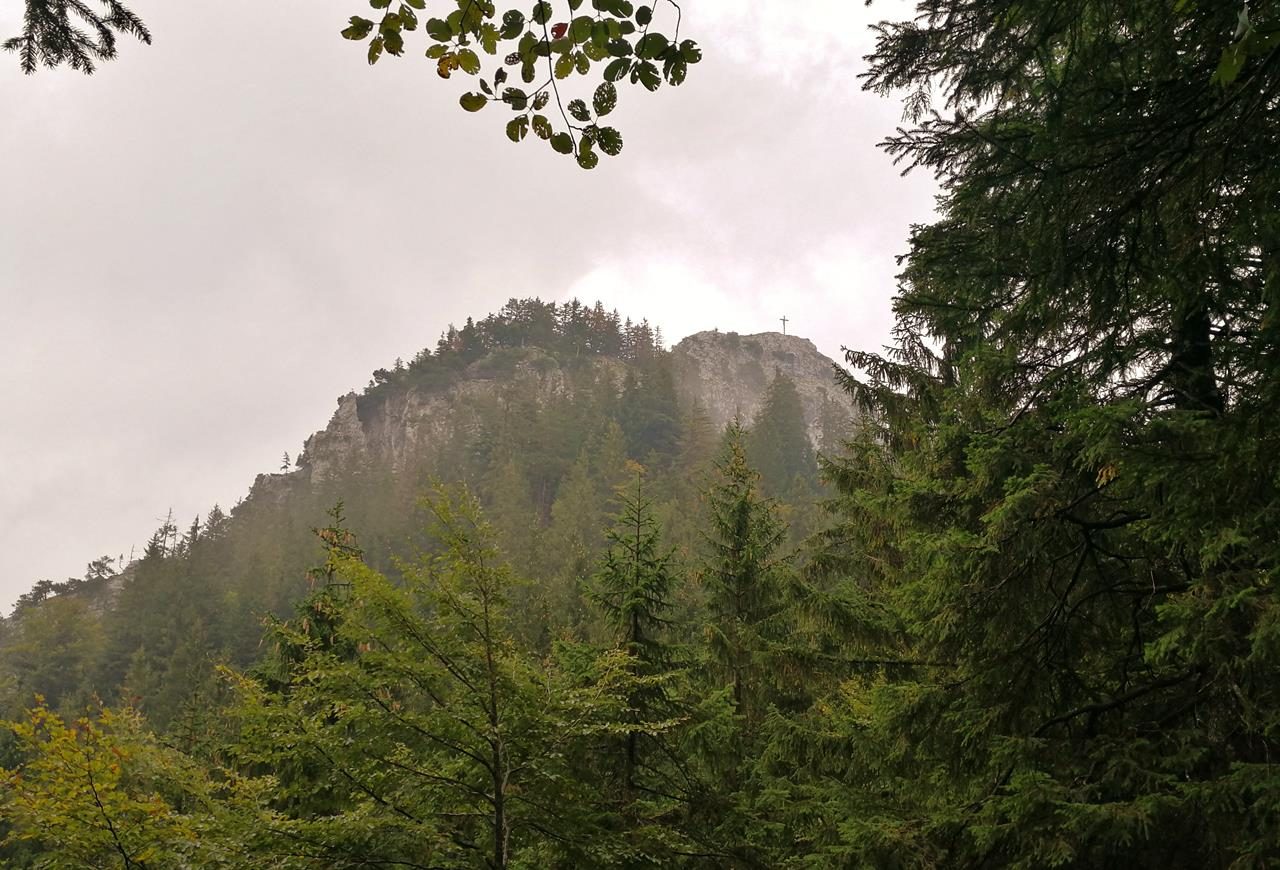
810;0;1280;865
0;439;814;867
5;0;1279;865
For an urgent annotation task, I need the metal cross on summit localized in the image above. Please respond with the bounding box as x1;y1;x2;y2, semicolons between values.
780;316;789;335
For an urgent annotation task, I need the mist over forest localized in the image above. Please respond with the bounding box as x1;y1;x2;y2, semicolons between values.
3;0;1279;867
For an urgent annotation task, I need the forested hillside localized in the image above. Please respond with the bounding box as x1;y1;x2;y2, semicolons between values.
5;0;1279;865
0;296;839;761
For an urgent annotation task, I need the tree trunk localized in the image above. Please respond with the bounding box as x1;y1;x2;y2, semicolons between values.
1169;294;1223;414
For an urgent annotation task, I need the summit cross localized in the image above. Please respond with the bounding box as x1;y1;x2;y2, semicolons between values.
780;316;789;335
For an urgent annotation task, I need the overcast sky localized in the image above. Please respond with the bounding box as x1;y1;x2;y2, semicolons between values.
0;0;936;612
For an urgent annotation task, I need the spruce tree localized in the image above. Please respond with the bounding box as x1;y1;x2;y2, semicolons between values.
544;450;604;636
805;0;1280;865
591;464;679;799
746;372;817;501
618;361;681;465
698;422;787;729
6;0;150;73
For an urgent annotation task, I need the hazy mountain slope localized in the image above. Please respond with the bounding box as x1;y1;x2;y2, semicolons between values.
0;301;852;732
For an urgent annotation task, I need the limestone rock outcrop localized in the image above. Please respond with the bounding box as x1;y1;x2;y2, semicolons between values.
670;330;851;446
249;330;851;503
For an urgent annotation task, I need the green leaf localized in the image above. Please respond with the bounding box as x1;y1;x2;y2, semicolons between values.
597;126;622;155
370;0;391;8
593;81;617;116
404;0;425;8
459;92;487;112
1213;43;1247;86
502;87;529;109
663;56;687;85
531;1;553;25
367;35;384;64
499;10;525;39
604;57;630;82
634;59;660;91
457;48;482;74
383;28;404;55
635;5;652;26
550;132;574;154
636;32;667;59
341;17;375;40
568;99;591;122
607;39;632;57
425;43;448;58
571;16;593;43
533;90;550;110
592;20;609;48
575;51;590;74
506;116;530;142
517;31;537;59
425;17;452;40
679;39;701;63
479;23;500;54
555;53;575;78
459;2;486;31
577;146;599;169
531;114;553;139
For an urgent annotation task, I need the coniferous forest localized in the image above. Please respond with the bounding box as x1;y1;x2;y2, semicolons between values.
5;0;1280;867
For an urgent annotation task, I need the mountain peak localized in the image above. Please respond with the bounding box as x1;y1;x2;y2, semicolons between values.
671;328;852;445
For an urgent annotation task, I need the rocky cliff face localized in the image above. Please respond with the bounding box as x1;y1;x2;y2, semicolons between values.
251;331;850;500
670;330;851;445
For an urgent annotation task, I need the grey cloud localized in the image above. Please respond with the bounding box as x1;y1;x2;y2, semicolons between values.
0;0;935;610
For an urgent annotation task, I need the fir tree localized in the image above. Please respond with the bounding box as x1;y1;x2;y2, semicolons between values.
591;464;679;799
6;0;151;74
698;422;788;728
746;371;818;501
806;0;1280;864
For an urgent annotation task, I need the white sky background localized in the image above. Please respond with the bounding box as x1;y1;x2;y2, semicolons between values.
0;0;936;611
